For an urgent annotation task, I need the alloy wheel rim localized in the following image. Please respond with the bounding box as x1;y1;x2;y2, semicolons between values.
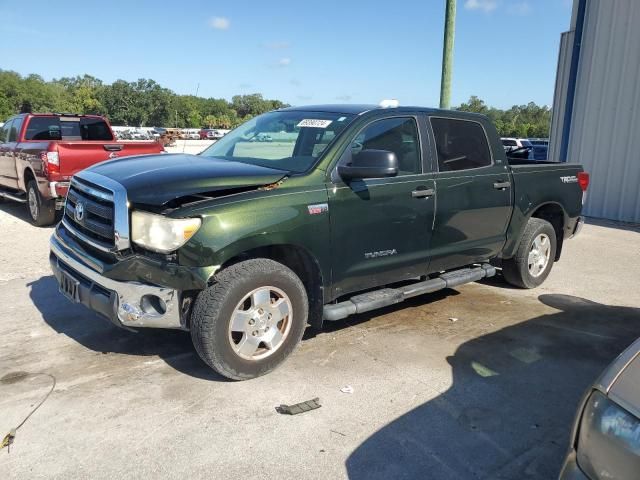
528;233;551;277
28;189;38;220
228;286;292;361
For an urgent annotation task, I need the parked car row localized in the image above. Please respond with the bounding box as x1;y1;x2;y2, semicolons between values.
199;128;229;140
111;127;230;141
113;128;157;141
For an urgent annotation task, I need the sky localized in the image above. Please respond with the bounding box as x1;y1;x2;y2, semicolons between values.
0;0;574;109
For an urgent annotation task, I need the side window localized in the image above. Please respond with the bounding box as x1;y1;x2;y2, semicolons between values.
348;117;421;175
502;139;517;147
431;118;492;172
9;117;23;142
0;120;11;143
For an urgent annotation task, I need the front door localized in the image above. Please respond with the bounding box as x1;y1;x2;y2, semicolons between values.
328;115;435;299
0;119;18;189
427;116;513;272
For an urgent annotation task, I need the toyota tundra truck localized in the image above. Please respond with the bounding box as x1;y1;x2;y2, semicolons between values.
0;113;165;225
49;104;589;380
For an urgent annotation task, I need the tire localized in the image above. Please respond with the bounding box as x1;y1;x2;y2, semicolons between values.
502;217;557;289
190;258;309;380
27;180;56;227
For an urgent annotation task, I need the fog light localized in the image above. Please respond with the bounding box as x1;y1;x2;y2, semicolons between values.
140;295;167;315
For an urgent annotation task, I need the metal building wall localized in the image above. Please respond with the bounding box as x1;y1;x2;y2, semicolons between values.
548;30;574;164
551;0;640;222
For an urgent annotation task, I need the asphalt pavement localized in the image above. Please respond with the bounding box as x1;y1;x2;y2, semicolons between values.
1;201;638;479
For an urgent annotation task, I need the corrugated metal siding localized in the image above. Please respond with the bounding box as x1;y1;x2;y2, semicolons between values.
565;0;640;222
548;31;574;163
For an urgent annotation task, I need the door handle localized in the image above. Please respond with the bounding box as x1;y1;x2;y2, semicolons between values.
493;181;511;190
411;187;435;198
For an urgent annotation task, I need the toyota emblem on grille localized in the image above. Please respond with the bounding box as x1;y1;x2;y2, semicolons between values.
75;201;85;222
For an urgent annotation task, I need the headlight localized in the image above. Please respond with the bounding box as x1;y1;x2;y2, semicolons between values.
577;390;640;479
131;211;201;253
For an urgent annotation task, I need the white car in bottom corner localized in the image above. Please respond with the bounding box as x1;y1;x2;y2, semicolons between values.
560;337;640;479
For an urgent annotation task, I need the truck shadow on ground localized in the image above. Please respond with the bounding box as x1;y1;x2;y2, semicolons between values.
29;274;460;381
0;200;34;224
28;275;229;381
0;200;63;225
345;294;640;480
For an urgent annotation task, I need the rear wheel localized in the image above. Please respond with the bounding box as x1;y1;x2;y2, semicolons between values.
190;259;308;380
502;217;557;289
27;180;56;227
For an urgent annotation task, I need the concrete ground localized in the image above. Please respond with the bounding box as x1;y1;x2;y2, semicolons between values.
0;201;639;479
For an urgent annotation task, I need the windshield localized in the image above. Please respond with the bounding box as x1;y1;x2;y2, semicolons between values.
200;110;354;173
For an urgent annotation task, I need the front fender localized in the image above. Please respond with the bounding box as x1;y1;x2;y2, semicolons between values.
177;186;332;287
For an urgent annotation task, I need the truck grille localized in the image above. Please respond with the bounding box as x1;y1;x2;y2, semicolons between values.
62;172;130;252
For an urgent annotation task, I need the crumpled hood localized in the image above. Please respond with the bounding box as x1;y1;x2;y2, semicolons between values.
87;154;288;206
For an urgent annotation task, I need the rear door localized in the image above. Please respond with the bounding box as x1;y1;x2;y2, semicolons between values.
327;114;436;298
427;116;513;272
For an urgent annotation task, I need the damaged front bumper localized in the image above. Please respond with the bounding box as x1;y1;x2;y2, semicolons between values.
50;232;185;330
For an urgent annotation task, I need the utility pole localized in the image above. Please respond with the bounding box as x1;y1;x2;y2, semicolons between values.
439;0;457;109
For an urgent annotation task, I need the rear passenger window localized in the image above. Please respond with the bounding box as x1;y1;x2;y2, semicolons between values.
9;117;23;142
0;120;11;143
431;118;492;172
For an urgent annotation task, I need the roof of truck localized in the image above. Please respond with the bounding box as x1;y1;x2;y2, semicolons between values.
280;104;489;119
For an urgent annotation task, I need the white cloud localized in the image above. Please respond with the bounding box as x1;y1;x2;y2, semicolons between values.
209;17;230;30
277;57;291;67
464;0;498;12
508;1;532;15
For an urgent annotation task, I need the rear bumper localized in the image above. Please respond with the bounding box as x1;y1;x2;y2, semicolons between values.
49;181;69;199
49;232;184;330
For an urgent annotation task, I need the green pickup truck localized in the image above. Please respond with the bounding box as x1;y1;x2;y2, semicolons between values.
49;104;589;379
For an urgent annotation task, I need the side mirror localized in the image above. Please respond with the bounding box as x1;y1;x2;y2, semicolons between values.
338;149;399;180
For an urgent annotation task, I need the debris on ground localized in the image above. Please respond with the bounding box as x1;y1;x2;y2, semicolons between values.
276;398;321;415
340;385;354;394
449;317;459;322
1;372;56;453
1;429;16;452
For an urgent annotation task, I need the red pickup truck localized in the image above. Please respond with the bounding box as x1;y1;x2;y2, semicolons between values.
0;113;164;225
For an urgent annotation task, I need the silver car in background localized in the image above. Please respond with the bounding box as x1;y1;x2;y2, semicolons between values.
560;338;640;479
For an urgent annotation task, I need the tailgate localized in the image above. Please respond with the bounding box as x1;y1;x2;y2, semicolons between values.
55;141;164;177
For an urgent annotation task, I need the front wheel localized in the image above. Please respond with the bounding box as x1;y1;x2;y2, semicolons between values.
502;217;557;289
190;259;309;380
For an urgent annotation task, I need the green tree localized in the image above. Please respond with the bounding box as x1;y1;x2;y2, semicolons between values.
456;96;552;138
203;115;217;128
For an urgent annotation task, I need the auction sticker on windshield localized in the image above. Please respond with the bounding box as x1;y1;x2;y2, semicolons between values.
297;119;333;128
